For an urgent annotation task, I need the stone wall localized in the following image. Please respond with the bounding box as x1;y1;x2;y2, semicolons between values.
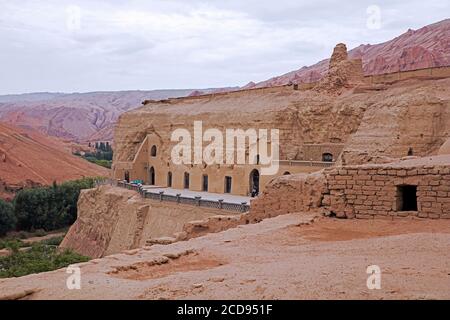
364;65;450;85
250;155;450;220
324;163;450;219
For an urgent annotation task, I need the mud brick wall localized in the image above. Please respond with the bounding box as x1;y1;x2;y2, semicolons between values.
249;172;328;218
324;165;450;219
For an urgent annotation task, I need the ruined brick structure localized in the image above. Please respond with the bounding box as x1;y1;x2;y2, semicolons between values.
324;156;450;219
251;155;450;220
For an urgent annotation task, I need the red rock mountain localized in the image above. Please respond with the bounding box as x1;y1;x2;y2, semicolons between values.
244;19;450;89
0;90;201;143
0;122;109;199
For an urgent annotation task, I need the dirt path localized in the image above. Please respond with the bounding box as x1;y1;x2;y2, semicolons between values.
1;214;450;300
21;232;65;245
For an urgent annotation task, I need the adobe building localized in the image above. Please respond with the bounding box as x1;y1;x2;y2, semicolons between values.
112;43;450;198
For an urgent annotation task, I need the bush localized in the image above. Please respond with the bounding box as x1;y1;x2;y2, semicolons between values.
0;200;16;237
13;178;97;232
0;239;25;250
0;244;89;278
39;235;65;246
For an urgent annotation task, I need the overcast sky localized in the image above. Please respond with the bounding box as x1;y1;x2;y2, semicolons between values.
0;0;448;95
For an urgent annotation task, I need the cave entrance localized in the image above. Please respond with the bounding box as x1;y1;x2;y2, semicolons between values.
322;153;333;162
167;172;172;187
224;176;232;194
249;169;260;197
202;174;209;192
184;172;190;189
396;185;418;211
149;167;155;185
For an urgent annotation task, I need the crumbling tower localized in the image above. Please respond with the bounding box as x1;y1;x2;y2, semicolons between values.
315;43;364;92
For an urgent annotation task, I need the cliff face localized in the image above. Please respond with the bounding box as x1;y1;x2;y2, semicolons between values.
60;185;227;258
341;78;450;164
113;75;450;168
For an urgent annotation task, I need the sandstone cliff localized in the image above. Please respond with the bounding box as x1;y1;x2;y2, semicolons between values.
60;185;231;258
114;76;450;167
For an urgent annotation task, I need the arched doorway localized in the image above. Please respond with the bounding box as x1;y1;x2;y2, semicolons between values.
149;167;155;185
184;172;190;189
202;174;208;192
224;176;232;194
249;169;260;197
167;172;172;187
322;153;333;162
283;171;291;175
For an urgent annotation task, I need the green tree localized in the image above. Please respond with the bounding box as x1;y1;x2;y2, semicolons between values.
0;199;16;236
13;178;96;232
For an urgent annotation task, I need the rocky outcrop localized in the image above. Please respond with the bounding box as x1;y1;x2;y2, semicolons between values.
314;43;364;93
248;19;450;88
329;43;349;68
60;185;231;258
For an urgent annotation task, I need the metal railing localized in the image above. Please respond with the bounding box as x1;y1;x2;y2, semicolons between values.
275;160;335;168
100;179;249;213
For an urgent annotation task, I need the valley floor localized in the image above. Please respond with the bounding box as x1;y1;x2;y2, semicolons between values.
1;214;450;300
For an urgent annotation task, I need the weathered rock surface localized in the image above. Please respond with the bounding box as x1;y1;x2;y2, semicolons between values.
60;185;232;258
114;75;450;167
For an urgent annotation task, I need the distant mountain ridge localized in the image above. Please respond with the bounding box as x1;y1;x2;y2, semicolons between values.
0;90;212;142
244;19;450;89
0;122;109;199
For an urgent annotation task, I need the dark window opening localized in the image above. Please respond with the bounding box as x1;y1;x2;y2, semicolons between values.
124;171;130;183
202;175;208;192
151;145;157;157
167;172;172;187
225;176;232;194
322;153;333;162
184;172;190;189
396;185;418;211
283;171;291;175
407;147;413;156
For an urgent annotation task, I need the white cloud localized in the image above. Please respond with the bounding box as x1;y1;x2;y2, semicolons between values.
0;0;448;94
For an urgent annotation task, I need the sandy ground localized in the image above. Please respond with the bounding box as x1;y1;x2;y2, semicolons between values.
1;213;450;300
